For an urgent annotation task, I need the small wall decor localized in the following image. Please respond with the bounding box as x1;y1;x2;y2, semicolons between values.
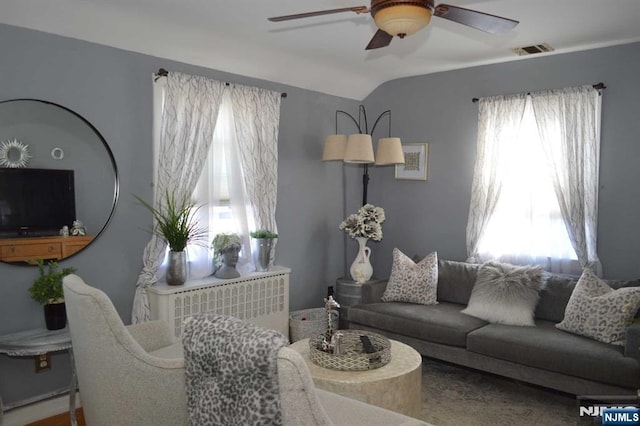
0;139;31;168
51;147;65;160
395;143;429;181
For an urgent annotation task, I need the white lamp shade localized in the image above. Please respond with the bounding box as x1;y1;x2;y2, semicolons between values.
322;134;347;161
375;138;405;165
344;134;374;164
373;5;432;37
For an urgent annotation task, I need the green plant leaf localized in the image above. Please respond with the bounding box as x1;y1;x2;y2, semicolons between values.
250;229;278;239
28;259;77;305
211;232;241;253
135;190;206;251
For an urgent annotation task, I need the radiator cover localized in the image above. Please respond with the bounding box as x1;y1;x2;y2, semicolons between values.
147;266;290;341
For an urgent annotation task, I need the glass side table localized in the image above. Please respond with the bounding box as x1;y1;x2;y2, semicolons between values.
0;327;77;426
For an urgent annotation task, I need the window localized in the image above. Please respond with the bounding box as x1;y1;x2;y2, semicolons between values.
152;89;255;279
185;91;260;278
468;86;601;274
192;91;253;240
476;98;577;263
135;72;280;323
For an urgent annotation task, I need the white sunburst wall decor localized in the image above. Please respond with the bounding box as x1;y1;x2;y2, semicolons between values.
0;139;31;168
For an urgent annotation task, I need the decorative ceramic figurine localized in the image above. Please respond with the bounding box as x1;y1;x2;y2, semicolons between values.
321;295;340;352
71;220;86;236
214;245;241;280
331;331;344;355
59;225;69;237
212;233;242;279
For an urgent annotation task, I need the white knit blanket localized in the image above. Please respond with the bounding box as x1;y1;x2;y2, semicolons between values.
182;314;289;426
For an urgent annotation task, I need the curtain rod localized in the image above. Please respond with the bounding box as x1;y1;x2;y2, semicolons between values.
154;68;287;98
471;82;606;103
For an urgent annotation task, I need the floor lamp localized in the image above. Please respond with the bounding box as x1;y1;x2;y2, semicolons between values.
322;105;405;206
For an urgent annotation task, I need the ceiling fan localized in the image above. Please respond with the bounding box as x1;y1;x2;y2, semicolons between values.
268;0;518;50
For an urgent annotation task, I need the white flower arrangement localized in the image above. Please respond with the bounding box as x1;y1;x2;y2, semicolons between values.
339;204;385;241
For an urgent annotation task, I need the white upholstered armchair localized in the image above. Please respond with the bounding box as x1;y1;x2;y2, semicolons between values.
63;274;187;425
63;274;429;426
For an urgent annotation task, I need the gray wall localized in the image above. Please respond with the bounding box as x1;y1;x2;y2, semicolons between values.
0;24;355;406
362;42;640;280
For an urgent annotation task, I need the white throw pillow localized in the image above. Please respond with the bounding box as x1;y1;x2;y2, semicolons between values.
381;249;438;305
461;261;543;326
556;268;640;345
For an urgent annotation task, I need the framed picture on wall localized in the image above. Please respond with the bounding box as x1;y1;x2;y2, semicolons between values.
395;143;429;181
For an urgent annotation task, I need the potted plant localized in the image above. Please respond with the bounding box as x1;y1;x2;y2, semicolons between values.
136;190;205;286
28;259;77;330
250;229;278;272
211;232;242;279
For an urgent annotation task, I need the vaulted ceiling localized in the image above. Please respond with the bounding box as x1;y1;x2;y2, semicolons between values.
3;0;640;99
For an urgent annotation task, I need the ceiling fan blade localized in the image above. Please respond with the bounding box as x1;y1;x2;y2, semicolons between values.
268;6;368;22
365;29;393;50
434;4;518;34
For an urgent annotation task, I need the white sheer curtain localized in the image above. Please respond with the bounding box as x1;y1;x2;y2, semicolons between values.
229;84;281;264
191;85;281;274
531;85;602;274
191;89;256;276
466;94;527;263
466;86;602;275
132;72;224;324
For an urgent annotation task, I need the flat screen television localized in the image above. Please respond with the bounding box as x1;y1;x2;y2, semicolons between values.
0;168;76;238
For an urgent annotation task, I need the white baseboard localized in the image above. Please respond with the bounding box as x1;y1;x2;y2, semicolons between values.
3;392;81;426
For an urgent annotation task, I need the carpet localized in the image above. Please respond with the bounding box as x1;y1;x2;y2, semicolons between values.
418;357;578;426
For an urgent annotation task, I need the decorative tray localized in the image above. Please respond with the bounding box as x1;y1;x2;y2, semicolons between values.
308;330;391;371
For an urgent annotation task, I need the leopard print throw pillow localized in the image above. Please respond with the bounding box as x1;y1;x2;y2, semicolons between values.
382;249;438;305
556;268;640;345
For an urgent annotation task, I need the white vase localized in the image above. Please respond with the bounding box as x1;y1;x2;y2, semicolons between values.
349;237;373;284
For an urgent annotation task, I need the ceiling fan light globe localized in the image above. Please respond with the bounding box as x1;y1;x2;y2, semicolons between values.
373;5;432;37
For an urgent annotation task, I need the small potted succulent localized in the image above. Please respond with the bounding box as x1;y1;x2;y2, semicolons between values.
250;229;278;272
28;259;77;330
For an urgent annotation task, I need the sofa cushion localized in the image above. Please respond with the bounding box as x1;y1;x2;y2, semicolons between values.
461;262;543;326
534;273;579;323
534;272;640;323
467;320;640;388
382;250;438;305
556;269;640;345
347;302;488;347
436;259;480;305
607;278;640;290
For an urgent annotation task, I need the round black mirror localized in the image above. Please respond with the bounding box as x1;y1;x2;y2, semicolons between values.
0;99;118;264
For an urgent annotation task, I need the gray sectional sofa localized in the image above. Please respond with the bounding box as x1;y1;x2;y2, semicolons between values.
345;259;640;396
